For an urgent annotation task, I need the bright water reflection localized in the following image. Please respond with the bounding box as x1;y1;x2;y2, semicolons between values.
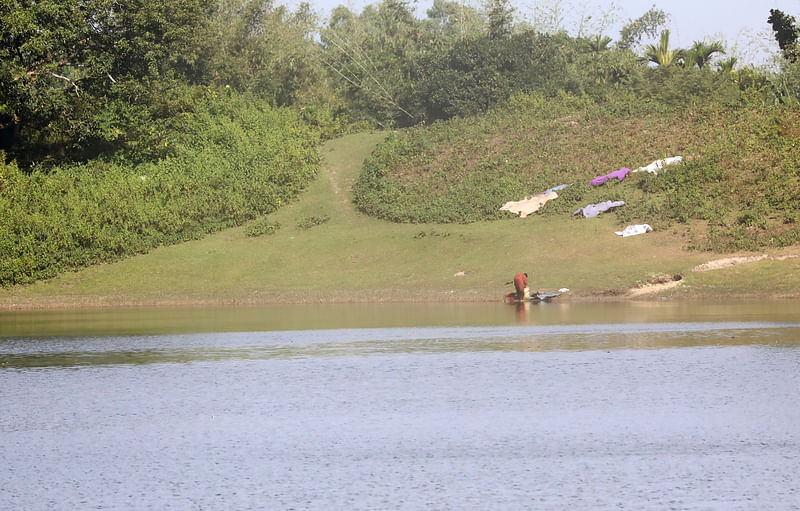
2;301;799;510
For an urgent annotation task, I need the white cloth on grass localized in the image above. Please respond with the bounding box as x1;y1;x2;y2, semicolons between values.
631;156;683;175
615;224;653;237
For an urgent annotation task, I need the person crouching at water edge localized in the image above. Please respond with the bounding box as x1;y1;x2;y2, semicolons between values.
513;272;530;300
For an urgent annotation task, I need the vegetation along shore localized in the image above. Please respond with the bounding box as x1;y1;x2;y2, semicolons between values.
2;1;800;309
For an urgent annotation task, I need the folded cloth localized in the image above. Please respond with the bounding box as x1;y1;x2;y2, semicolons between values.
500;191;559;218
631;156;683;174
615;224;653;237
589;168;630;186
573;200;626;218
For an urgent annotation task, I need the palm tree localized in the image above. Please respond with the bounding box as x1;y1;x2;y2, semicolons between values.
718;56;738;74
684;40;726;69
643;29;684;67
581;34;613;54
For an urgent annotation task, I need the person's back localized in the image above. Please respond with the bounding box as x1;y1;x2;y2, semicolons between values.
513;273;529;300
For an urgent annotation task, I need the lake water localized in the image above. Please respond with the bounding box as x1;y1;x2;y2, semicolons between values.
2;301;800;510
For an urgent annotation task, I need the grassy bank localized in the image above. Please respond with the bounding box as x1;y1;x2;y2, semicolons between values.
1;132;799;310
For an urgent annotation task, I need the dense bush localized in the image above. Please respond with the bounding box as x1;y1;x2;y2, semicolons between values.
0;90;321;285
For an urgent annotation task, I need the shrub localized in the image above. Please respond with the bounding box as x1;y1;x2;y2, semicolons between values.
246;219;281;237
297;214;330;229
0;90;321;286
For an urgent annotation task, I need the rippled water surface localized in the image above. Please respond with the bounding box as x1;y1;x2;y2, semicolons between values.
2;301;799;510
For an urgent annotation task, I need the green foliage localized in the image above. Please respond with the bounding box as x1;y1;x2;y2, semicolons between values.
417;31;579;122
684;40;725;69
319;0;424;128
0;0;216;166
768;9;799;62
297;214;331;229
643;30;684;67
485;0;515;39
0;91;321;285
246;219;282;237
617;6;669;51
207;0;325;107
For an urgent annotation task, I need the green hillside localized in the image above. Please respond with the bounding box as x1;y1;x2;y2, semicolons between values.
354;93;800;252
2;131;799;309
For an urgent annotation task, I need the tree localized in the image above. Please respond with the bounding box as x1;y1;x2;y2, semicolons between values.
580;34;613;54
207;0;323;106
319;0;422;126
617;5;669;51
767;8;799;62
485;0;515;39
684;40;725;69
424;0;484;41
644;29;684;67
718;56;738;74
0;0;216;165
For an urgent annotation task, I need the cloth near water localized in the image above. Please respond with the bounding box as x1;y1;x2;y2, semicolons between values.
589;168;631;187
615;224;653;237
631;156;683;175
574;200;626;218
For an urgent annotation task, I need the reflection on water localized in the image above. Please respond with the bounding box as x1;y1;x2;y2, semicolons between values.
2;302;800;510
2;300;800;337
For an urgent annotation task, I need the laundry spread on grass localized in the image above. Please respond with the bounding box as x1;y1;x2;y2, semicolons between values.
499;156;684;231
500;191;559;218
631;156;683;175
500;184;569;218
574;200;626;218
615;224;653;237
589;167;631;186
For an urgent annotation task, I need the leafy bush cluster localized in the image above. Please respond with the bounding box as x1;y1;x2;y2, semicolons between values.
353;91;800;251
246;219;282;238
297;214;331;229
0;91;320;285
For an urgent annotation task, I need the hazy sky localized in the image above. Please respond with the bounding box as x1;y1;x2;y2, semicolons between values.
293;0;800;65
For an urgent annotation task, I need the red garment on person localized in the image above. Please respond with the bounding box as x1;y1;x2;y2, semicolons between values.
513;273;527;294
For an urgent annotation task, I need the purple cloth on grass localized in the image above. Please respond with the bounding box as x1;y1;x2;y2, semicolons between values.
589;167;631;186
573;200;626;218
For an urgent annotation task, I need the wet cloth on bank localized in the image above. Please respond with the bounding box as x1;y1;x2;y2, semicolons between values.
631;156;683;175
615;224;653;237
589;168;631;186
500;191;558;218
573;200;626;218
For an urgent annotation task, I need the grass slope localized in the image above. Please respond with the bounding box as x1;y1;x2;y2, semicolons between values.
1;132;799;309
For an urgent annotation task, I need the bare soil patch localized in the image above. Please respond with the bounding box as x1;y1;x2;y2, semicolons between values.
628;274;684;297
692;254;799;272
